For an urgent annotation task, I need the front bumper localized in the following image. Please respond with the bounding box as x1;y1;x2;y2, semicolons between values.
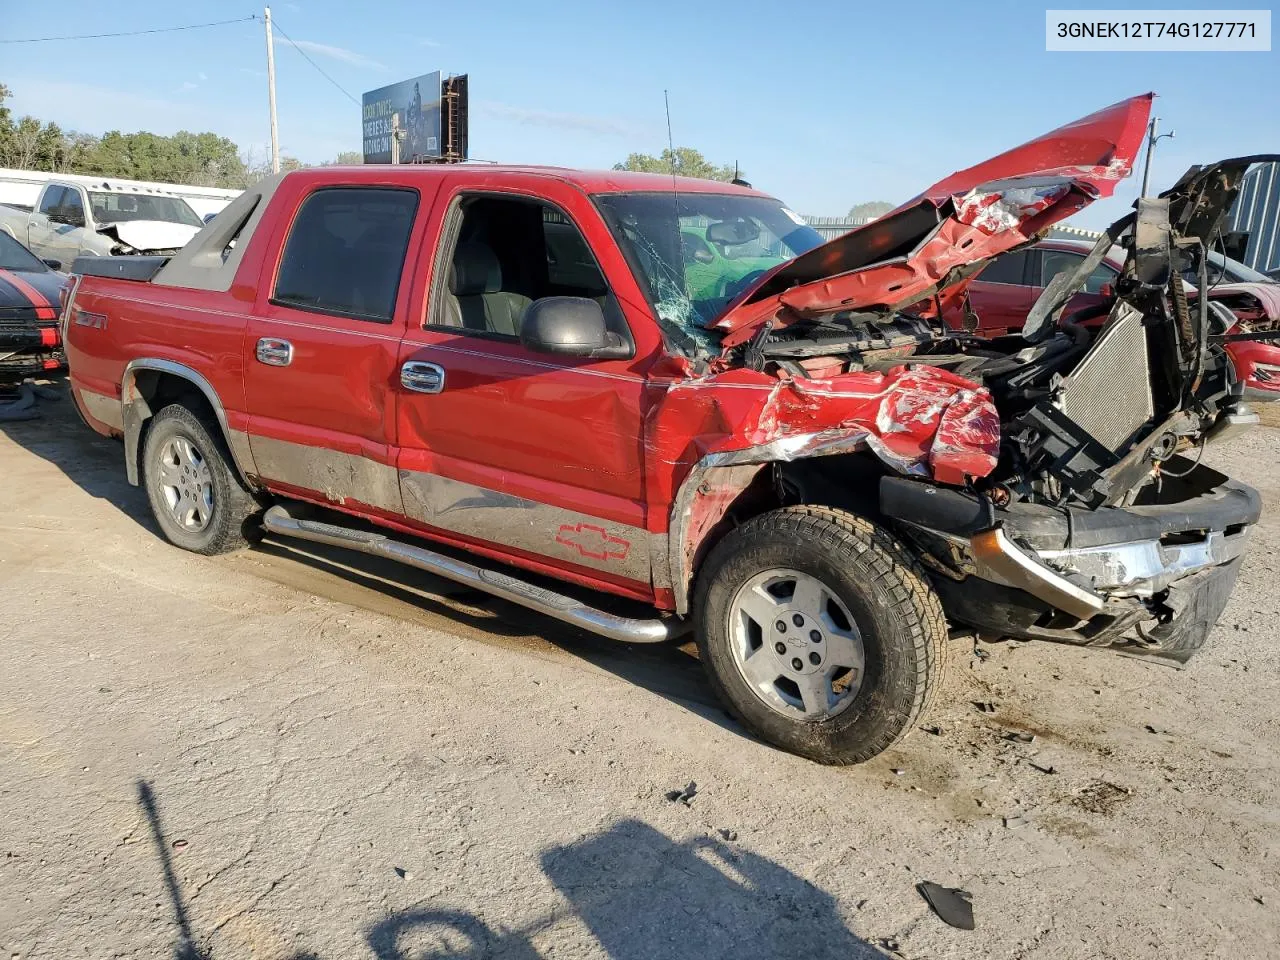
881;465;1260;663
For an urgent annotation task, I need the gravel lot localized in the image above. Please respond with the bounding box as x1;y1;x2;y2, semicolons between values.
2;383;1277;959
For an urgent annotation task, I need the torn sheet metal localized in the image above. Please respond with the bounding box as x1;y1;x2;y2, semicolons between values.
647;364;999;497
651;364;1003;612
710;94;1153;347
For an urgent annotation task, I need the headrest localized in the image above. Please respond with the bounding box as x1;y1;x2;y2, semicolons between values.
449;241;502;296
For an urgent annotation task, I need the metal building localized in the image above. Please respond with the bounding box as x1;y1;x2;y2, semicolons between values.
1227;161;1280;274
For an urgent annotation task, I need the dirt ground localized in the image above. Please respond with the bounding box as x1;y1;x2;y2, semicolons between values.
2;383;1277;960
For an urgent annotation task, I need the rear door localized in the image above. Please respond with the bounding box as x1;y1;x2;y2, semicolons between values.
955;249;1035;335
241;181;432;517
392;177;661;599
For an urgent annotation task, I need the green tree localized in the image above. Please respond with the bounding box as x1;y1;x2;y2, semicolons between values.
614;147;738;182
0;83;249;187
847;201;894;220
327;150;363;165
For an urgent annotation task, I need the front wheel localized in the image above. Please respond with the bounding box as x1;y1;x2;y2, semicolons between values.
693;506;948;764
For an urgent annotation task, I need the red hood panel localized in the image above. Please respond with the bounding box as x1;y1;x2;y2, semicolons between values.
712;93;1153;347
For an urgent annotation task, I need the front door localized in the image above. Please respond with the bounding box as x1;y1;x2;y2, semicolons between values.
242;182;428;517
393;181;660;599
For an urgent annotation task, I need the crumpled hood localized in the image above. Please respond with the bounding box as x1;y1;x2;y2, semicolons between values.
710;94;1153;348
1199;281;1280;324
97;220;200;252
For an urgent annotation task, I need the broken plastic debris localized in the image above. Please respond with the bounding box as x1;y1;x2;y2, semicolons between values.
917;880;976;930
665;781;698;806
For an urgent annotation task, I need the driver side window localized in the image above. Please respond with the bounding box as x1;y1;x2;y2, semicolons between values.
59;190;85;226
39;187;66;217
429;194;631;348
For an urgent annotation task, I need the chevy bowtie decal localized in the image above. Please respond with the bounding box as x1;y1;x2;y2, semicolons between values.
555;522;631;562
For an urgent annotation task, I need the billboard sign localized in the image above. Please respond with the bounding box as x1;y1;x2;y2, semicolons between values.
362;71;441;163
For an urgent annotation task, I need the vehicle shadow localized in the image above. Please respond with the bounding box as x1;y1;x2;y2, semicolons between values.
366;819;888;958
249;532;738;734
3;382;741;738
0;377;158;532
139;781;882;959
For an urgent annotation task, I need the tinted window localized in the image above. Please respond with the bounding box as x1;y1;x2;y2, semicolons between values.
273;187;418;323
1039;249;1085;286
0;231;48;271
1083;262;1118;294
38;186;65;216
977;250;1028;285
60;189;85;223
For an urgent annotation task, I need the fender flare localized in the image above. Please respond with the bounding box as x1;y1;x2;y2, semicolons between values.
666;428;875;616
120;357;258;487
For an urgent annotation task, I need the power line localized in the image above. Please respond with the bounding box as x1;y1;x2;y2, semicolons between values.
269;19;361;107
1;15;258;44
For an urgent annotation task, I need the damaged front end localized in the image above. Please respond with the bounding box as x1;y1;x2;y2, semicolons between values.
656;99;1267;663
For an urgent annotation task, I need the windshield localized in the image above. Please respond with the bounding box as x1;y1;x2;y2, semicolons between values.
594;192;823;353
88;192;203;228
0;231;48;272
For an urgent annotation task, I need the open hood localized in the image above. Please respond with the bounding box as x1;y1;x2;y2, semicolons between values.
96;220;200;253
710;94;1153;348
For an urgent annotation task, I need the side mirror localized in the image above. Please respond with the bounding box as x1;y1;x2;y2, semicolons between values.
1098;282;1114;298
519;297;631;360
41;258;62;271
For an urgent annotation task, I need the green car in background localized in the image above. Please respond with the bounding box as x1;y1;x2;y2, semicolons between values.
680;223;785;303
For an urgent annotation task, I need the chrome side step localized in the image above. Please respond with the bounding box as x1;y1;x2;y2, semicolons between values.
261;505;684;644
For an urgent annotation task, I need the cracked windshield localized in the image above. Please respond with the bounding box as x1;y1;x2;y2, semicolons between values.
595;193;824;353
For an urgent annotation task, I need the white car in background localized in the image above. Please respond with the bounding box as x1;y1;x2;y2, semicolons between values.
0;178;205;261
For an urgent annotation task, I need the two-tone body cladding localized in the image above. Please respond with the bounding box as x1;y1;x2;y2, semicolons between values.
62;95;1268;764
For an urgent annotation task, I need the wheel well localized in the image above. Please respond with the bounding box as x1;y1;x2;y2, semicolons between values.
122;368;226;486
678;452;891;615
133;370;218;422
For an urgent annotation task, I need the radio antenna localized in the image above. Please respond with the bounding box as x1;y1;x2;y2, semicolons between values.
664;90;686;276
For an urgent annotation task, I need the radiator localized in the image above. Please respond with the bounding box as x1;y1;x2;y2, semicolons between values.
1057;303;1154;452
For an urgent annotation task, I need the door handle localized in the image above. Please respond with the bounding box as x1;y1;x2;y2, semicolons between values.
256;337;293;367
401;361;445;394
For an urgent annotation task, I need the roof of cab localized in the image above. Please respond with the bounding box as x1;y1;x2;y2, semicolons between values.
282;163;771;197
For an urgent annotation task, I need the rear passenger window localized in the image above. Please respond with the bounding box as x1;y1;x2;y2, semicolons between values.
977;250;1028;285
273;187;418;323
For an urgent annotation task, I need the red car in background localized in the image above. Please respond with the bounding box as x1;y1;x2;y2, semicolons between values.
943;238;1280;401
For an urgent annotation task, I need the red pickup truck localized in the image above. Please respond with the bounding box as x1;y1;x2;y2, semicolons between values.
63;94;1265;764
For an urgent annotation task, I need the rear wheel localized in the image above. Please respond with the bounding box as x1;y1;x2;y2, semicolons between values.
693;506;948;764
142;403;258;555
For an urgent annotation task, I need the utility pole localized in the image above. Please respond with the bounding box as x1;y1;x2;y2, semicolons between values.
1140;116;1174;198
264;6;280;174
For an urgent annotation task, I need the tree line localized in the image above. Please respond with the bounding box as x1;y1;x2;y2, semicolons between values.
0;83;365;188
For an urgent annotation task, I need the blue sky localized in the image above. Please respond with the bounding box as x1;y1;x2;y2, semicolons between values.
3;0;1277;227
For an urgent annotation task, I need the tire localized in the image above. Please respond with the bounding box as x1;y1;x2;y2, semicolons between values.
693;505;948;764
141;403;259;555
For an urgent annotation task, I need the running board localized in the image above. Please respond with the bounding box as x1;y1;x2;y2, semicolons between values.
261;505;683;644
